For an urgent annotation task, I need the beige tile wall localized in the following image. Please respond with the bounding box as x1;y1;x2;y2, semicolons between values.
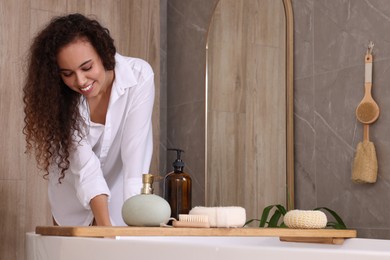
0;1;160;259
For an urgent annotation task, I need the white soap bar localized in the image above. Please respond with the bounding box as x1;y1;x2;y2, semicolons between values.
189;206;246;228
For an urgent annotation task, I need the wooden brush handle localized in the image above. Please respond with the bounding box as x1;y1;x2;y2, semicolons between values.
363;124;369;142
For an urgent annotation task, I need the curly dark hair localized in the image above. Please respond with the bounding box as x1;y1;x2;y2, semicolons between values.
23;13;116;182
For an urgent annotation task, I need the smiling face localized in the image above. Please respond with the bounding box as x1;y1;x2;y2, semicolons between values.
57;38;114;100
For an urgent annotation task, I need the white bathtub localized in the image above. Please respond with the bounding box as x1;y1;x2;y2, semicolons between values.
26;233;390;260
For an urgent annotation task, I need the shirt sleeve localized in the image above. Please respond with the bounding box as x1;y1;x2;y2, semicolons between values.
121;67;155;200
69;137;111;210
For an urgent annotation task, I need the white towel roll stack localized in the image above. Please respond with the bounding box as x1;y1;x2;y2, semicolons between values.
189;206;246;228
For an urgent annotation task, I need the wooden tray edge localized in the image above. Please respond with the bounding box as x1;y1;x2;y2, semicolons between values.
35;226;357;240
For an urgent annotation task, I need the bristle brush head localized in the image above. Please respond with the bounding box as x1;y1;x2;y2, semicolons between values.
356;102;379;124
178;214;209;223
172;214;210;228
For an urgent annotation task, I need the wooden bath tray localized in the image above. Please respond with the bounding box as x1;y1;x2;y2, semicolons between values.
35;226;357;245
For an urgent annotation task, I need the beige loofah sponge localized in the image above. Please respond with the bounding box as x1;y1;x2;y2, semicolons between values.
284;210;327;229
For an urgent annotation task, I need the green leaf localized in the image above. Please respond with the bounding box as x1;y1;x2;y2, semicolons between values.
259;205;276;227
333;224;346;229
280;222;287;228
326;221;346;230
275;204;287;215
268;209;282;227
244;218;260;227
314;207;347;229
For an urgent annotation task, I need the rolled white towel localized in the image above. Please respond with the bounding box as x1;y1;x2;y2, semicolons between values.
189;206;246;228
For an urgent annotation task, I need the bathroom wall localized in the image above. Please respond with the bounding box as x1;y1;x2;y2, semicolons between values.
167;0;390;239
166;0;218;207
160;0;168;189
0;1;160;260
293;0;390;239
2;3;389;260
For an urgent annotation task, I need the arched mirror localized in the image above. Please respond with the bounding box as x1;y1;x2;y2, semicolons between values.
205;0;294;220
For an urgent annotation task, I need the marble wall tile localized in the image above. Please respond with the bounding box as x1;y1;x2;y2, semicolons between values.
314;68;361;145
314;0;390;74
293;0;316;210
358;228;390;240
166;101;206;207
292;0;314;79
166;0;218;206
294;77;316;209
167;1;217;105
293;0;390;238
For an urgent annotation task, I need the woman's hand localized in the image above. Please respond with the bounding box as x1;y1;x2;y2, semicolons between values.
90;194;112;226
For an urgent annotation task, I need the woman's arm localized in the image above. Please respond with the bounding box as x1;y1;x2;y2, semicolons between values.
67;134;112;224
90;194;112;226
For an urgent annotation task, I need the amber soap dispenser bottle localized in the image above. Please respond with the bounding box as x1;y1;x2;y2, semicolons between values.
164;148;192;220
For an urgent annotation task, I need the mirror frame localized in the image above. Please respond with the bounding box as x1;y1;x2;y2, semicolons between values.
205;0;295;210
284;0;294;210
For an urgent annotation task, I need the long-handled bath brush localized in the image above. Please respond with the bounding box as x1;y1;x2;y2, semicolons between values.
355;41;380;124
352;41;378;183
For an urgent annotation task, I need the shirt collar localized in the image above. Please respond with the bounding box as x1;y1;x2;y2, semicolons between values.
112;53;138;96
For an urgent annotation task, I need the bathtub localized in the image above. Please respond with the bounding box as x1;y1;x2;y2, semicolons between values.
26;232;390;260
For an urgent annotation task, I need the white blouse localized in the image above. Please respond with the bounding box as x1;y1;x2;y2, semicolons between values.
48;53;154;226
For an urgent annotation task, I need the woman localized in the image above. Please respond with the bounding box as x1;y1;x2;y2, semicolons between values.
23;13;154;226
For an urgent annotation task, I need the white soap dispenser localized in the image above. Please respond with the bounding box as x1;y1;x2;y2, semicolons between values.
122;174;171;226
